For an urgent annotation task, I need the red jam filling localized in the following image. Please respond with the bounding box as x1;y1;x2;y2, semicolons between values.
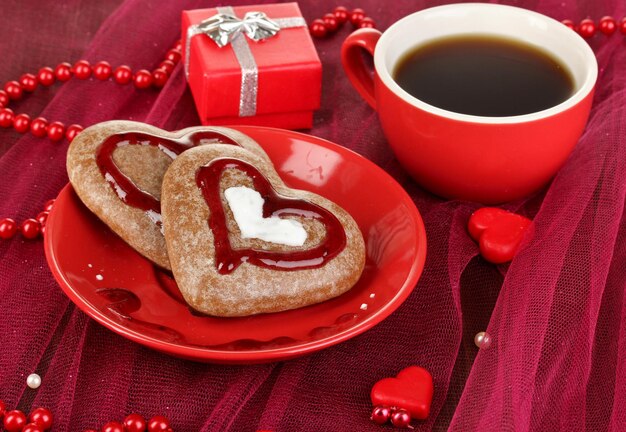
96;130;237;216
196;158;347;274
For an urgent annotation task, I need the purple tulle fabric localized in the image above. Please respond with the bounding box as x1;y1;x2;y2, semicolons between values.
1;0;625;430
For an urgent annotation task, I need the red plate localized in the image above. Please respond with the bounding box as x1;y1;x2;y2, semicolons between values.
44;126;427;363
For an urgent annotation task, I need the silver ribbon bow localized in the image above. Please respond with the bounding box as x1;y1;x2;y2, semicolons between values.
185;7;307;117
197;11;281;48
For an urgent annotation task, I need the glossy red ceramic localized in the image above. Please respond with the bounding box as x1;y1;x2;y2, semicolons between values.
342;4;598;204
44;126;427;364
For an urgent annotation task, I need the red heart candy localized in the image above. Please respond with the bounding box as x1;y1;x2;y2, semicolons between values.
468;207;531;264
370;366;434;420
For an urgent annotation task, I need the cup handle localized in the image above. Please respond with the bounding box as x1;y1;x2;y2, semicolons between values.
341;28;382;110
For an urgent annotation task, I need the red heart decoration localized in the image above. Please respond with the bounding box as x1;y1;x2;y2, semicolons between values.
370;366;434;420
196;158;346;274
468;207;531;264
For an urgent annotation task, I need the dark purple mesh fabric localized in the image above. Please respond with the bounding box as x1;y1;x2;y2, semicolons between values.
1;0;625;431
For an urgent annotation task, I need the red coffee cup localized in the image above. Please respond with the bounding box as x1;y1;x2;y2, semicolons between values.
342;4;597;203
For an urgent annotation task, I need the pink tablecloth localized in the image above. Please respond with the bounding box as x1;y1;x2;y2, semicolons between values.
1;0;625;430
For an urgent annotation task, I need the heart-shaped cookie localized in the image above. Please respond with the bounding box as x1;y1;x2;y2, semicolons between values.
370;366;434;420
468;207;531;264
66;120;271;270
160;144;366;317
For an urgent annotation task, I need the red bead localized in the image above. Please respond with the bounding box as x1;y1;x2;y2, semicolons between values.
561;19;576;30
0;108;14;128
55;62;73;81
23;424;44;432
152;69;168;88
113;65;133;84
28;407;53;431
47;121;65;141
20;219;41;239
37;67;56;86
44;199;55;212
0;399;5;418
123;413;147;432
0;218;17;239
578;18;596;38
0;90;8;107
390;409;411;428
147;415;170;432
30;117;49;138
93;61;112;80
158;60;175;75
66;124;84;142
359;17;376;29
598;16;617;35
20;73;38;92
323;13;339;32
133;69;153;89
13;113;31;133
165;49;181;64
334;6;349;24
173;40;182;51
309;19;327;38
4;81;23;100
73;60;92;79
35;215;49;233
101;421;124;432
620;17;626;35
4;410;27;432
371;406;392;425
350;8;366;26
36;211;49;227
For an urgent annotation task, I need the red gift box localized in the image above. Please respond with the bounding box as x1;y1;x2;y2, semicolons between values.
182;3;322;129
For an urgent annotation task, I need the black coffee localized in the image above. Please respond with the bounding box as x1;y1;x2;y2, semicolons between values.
393;35;574;117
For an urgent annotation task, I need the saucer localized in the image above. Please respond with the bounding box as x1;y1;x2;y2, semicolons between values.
44;126;427;363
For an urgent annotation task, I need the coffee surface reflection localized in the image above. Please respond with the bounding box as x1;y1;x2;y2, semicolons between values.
393;35;574;117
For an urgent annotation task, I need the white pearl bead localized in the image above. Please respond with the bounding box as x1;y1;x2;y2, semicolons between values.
26;373;41;389
474;331;492;349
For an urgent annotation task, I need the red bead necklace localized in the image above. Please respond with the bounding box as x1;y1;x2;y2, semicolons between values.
308;6;376;38
0;399;172;432
562;16;626;38
305;8;626;40
0;39;182;241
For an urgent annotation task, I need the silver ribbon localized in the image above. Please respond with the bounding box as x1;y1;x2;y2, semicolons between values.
185;7;307;117
198;11;281;48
